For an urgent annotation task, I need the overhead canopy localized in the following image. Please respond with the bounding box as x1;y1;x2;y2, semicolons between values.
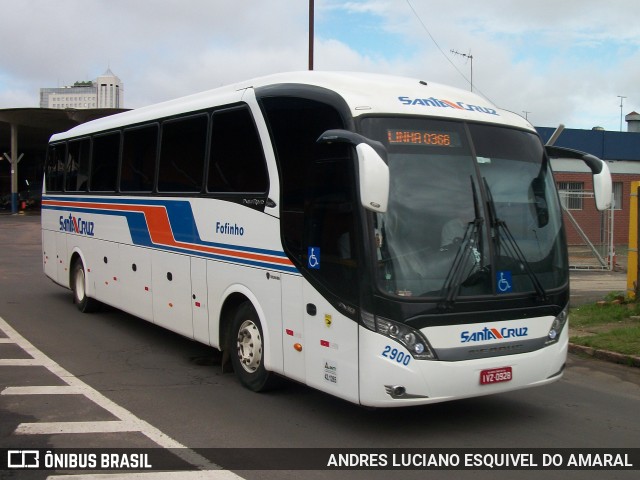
0;107;128;150
0;108;128;209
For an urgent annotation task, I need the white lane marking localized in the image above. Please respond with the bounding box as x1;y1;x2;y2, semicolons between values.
2;385;83;395
0;358;41;366
0;315;246;479
15;420;135;435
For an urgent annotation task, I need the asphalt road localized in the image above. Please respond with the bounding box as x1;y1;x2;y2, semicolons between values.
1;215;639;480
569;270;628;306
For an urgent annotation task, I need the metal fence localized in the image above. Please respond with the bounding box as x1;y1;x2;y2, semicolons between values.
559;190;615;270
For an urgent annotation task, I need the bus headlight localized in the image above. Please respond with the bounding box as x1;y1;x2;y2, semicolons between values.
546;305;568;345
361;311;435;360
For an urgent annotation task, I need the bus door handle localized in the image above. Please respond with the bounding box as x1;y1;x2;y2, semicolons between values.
306;303;317;316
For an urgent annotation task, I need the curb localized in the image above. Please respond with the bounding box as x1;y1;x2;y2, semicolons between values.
568;343;640;368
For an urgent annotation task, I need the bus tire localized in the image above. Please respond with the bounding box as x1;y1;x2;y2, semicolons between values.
230;302;278;392
71;259;100;313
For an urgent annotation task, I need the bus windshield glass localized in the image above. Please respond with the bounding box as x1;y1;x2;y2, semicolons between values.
359;117;567;300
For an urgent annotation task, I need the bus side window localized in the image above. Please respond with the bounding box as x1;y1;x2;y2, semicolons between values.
158;114;207;193
45;143;65;192
208;106;269;194
90;132;120;192
121;124;158;192
65;138;90;192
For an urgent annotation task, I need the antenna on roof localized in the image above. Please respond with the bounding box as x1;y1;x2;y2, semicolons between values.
450;50;473;92
618;96;627;132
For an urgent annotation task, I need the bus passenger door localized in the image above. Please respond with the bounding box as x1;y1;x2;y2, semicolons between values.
298;145;360;403
258;93;360;401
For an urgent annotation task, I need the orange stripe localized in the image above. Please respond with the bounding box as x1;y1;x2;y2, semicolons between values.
440;100;463;109
43;200;294;267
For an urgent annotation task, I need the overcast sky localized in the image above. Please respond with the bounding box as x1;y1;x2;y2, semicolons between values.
0;0;638;131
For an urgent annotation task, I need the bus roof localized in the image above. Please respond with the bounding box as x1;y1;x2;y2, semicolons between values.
50;71;533;142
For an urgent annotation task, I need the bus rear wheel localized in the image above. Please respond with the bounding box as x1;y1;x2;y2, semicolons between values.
71;259;100;313
230;302;279;392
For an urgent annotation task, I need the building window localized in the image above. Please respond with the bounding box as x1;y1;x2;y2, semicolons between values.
557;181;584;210
613;182;623;210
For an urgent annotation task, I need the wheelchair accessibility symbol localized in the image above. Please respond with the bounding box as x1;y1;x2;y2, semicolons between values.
497;270;513;293
308;247;321;270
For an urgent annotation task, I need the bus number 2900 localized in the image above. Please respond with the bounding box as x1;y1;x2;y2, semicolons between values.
381;346;411;366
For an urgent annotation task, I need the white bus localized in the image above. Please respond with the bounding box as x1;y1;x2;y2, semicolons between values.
42;72;611;407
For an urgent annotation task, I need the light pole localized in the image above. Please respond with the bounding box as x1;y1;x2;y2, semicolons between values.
309;0;314;70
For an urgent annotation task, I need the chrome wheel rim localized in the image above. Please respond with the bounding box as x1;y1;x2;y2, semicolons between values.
75;267;86;302
236;319;263;373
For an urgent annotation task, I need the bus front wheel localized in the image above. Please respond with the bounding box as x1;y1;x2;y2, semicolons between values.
71;259;100;313
230;302;278;392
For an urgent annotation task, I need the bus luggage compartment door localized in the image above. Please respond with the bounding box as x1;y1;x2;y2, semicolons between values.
152;250;193;338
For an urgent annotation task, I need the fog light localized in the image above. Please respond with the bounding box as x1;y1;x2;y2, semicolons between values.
385;385;407;398
393;386;406;397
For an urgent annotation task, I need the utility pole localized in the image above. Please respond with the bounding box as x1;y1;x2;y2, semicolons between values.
522;111;531;121
617;95;626;132
451;50;473;92
309;0;314;70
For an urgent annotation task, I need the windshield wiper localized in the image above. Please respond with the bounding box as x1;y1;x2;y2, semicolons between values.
439;177;483;309
483;178;547;301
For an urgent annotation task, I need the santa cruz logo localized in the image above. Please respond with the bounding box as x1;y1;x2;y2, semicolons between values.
398;96;499;116
59;214;95;236
460;326;529;343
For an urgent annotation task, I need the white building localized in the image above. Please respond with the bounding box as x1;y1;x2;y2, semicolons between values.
96;68;124;108
40;69;124;109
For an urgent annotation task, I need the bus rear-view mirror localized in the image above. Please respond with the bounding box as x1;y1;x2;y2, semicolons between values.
545;145;613;211
317;129;389;213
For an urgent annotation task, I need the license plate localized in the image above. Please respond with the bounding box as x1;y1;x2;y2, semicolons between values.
480;366;512;385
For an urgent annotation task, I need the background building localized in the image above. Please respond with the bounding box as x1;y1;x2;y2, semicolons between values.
538;114;640;249
39;69;124;110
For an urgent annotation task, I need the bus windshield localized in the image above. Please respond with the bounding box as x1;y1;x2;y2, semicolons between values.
359;117;568;300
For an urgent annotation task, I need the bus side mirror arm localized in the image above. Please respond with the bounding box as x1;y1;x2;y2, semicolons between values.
317;129;390;213
545;145;613;211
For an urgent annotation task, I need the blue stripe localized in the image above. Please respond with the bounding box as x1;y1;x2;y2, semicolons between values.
43;197;299;274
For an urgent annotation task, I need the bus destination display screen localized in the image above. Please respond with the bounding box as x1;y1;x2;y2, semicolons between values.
387;129;462;147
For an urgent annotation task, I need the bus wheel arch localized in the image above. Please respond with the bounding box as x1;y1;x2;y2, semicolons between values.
70;254;100;313
220;292;280;392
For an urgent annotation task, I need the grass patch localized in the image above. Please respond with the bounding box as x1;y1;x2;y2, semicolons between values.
570;300;640;356
571;326;640;356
